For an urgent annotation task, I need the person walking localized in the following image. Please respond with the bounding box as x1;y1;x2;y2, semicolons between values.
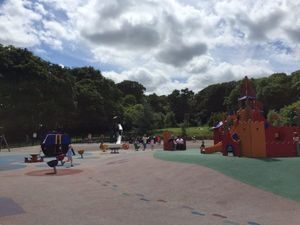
142;134;148;151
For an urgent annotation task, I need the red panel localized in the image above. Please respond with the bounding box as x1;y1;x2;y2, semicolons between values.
265;126;300;157
213;129;223;145
252;110;265;122
163;131;174;151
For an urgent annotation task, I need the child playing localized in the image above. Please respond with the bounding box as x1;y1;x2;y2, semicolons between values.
200;140;205;153
65;145;74;167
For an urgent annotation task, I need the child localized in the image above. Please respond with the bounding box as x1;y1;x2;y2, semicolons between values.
200;140;205;153
134;138;140;151
65;145;74;167
150;136;155;151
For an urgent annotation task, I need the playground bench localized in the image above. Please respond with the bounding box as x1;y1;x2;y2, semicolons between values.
109;146;120;154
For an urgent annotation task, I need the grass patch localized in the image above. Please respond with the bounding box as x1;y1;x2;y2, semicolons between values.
153;126;212;138
154;149;300;202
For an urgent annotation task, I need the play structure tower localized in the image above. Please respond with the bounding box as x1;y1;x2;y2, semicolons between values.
204;76;300;157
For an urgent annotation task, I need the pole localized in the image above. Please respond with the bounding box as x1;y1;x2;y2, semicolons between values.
0;134;10;152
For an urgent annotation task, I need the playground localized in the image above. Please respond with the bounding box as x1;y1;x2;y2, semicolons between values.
0;77;299;225
1;142;300;225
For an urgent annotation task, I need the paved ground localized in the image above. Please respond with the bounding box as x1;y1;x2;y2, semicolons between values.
1;141;300;225
154;149;300;202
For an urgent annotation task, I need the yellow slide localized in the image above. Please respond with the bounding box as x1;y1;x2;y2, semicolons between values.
203;141;223;154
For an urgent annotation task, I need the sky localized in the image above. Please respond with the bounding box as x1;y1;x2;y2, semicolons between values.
0;0;300;94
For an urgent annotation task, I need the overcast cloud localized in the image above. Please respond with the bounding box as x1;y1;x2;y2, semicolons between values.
1;0;300;94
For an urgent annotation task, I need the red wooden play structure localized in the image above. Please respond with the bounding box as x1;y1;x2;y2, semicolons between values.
203;76;300;157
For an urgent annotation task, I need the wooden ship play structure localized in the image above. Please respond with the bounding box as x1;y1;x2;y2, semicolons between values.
203;76;300;157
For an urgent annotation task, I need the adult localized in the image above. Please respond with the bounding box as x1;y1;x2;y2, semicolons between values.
176;136;184;150
142;134;148;151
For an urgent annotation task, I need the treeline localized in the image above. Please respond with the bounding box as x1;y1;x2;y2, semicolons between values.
0;44;299;142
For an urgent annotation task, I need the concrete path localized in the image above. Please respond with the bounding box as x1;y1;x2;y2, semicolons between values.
0;143;300;225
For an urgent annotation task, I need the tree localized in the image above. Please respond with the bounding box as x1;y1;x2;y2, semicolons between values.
164;112;177;127
117;80;146;103
123;103;155;134
194;82;236;124
153;112;165;129
146;93;169;114
123;94;137;107
73;68;122;133
291;70;300;100
208;112;226;127
279;100;300;126
256;73;295;112
267;110;281;126
167;88;194;124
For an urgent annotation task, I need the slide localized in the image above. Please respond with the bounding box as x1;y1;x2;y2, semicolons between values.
203;141;223;154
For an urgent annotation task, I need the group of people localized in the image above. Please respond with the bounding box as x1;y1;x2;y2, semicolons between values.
168;136;186;150
134;135;161;151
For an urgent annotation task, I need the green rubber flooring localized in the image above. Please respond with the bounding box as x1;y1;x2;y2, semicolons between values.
154;149;300;202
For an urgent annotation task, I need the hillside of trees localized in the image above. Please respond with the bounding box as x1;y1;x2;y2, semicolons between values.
0;44;299;143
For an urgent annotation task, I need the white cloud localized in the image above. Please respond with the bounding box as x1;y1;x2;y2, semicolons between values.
185;55;214;74
103;67;170;94
186;58;274;92
0;0;41;47
33;2;47;15
1;0;300;94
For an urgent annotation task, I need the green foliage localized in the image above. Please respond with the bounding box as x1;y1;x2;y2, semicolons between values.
0;45;122;141
180;123;187;137
1;44;300;144
123;103;155;135
267;110;282;126
153;112;165;129
194;81;237;124
146;93;169;114
278;100;300;126
135;103;155;134
256;73;297;111
153;126;212;138
164;111;177;127
291;70;300;99
123;104;144;131
123;94;137;107
208;112;226;127
117;80;146;103
223;81;242;111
